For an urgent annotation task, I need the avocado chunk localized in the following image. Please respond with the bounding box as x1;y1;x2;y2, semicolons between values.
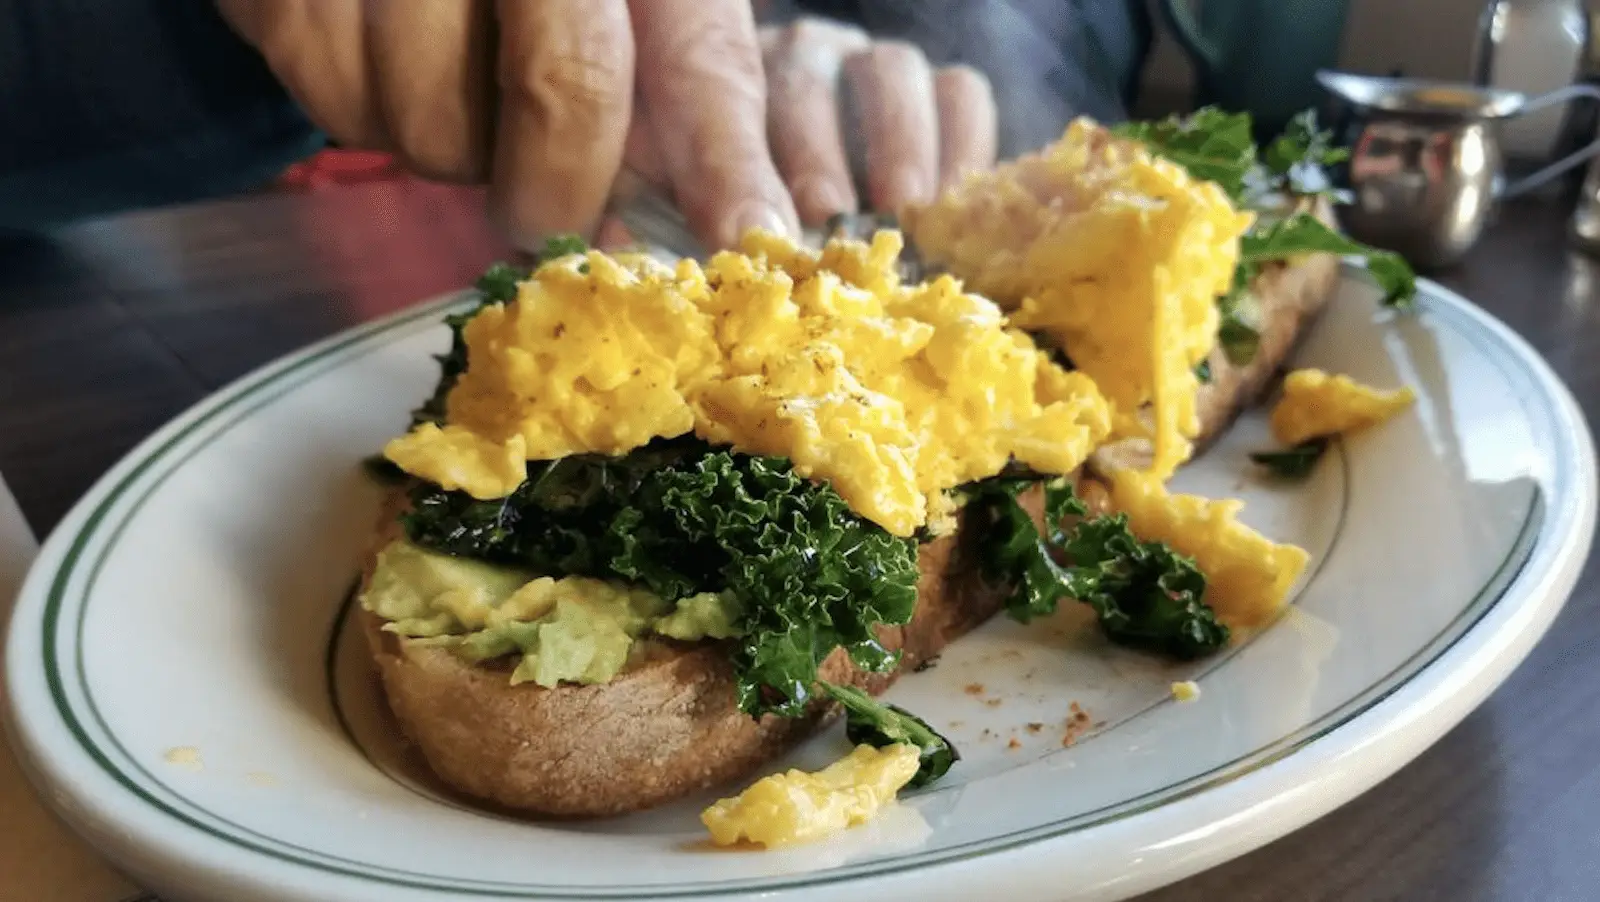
360;540;746;687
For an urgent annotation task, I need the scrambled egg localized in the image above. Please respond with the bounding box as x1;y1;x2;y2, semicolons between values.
385;230;1112;537
1271;369;1417;446
701;744;921;848
1110;471;1309;629
1170;680;1202;702
902;118;1254;479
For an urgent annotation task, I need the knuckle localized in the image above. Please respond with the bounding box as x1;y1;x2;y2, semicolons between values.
502;42;631;131
870;39;930;72
938;64;992;98
788;17;868;51
663;20;764;85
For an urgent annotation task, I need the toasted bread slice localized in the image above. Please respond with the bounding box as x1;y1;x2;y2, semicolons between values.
360;237;1341;819
1194;204;1343;452
360;484;1050;817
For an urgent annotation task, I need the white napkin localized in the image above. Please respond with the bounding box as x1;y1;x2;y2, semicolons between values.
0;475;151;901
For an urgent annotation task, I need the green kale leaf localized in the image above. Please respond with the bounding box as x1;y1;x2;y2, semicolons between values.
1265;111;1349;172
1114;108;1415;366
538;234;591;261
969;477;1087;623
1240;214;1416;310
401;441;920;719
474;261;527;306
1250;437;1331;480
1117;107;1349;207
968;479;1229;659
360;453;409;485
1111;107;1259;203
1215;269;1263;366
1059;514;1227;659
823;683;959;789
1262;110;1352;200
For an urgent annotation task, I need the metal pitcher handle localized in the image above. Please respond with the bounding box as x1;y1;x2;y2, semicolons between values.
1502;83;1600;198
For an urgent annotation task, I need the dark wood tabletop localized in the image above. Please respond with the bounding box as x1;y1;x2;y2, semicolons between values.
2;181;1597;901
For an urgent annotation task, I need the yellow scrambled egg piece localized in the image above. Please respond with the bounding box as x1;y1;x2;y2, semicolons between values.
701;744;921;848
902;117;1254;480
1271;369;1417;446
384;230;1112;537
1110;471;1309;629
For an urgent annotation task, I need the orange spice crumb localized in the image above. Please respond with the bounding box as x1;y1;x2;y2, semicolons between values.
1026;723;1044;734
1061;703;1093;747
1007;738;1022;750
964;683;985;695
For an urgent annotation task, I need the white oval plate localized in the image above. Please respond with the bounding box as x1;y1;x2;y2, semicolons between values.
5;271;1594;902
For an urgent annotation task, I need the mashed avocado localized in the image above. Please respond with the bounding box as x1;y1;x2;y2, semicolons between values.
360;540;744;687
656;590;745;640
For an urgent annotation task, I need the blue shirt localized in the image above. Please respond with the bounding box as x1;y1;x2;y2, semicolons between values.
0;0;1147;232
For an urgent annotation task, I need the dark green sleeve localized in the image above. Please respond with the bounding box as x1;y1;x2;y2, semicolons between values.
0;0;324;232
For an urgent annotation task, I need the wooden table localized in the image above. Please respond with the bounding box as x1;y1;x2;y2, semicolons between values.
2;182;1597;901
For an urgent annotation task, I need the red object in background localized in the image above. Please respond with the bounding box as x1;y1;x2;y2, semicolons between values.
275;149;405;190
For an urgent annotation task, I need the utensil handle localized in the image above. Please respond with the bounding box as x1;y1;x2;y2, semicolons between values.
1503;83;1600;198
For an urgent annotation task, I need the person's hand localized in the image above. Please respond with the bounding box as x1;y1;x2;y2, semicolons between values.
216;1;996;252
215;0;638;249
752;17;997;226
604;14;997;248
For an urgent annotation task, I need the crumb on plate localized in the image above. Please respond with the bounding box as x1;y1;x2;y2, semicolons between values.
1061;704;1094;747
163;746;203;772
1171;680;1202;702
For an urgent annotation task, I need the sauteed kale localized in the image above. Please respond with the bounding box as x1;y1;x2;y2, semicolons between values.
404;440;920;720
824;683;959;789
967;478;1228;660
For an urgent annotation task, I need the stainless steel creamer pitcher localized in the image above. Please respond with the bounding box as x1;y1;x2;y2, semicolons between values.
1319;70;1600;269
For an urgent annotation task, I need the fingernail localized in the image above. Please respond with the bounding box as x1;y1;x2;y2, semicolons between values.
886;169;929;207
796;180;852;221
723;202;793;247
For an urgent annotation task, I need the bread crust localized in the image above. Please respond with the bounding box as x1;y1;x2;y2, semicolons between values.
360;237;1341;818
